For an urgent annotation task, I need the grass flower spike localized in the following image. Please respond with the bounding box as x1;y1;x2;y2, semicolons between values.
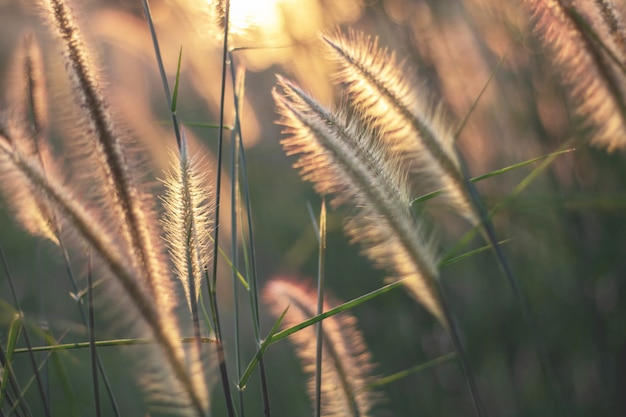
5;31;49;142
0;123;58;245
162;130;215;312
523;0;626;151
263;278;383;417
1;32;57;245
274;75;446;326
323;31;478;223
36;0;210;413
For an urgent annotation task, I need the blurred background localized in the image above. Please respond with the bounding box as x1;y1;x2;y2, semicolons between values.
1;0;625;416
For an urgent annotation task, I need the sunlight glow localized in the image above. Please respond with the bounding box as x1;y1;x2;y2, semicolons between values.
227;0;285;36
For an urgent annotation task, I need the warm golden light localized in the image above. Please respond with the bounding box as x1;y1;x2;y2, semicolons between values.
225;0;286;37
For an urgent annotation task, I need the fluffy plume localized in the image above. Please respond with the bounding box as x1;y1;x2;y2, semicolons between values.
161;131;214;312
322;31;478;223
263;278;383;417
40;0;163;292
0;32;57;244
579;0;626;62
274;76;447;326
523;0;626;151
0;123;58;245
38;0;209;413
5;31;49;142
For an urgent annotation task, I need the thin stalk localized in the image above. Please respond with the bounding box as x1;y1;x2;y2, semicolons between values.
234;74;271;417
228;52;271;416
0;247;50;417
239;281;404;389
450;48;571;413
142;0;182;149
7;343;59;417
455;139;575;417
206;1;236;415
314;201;327;417
87;254;101;417
453;44;512;140
437;281;487;417
203;271;235;417
0;343;32;417
142;6;209;411
13;337;218;354
34;244;49;413
362;352;457;390
58;239;120;416
0;319;32;417
230;64;245;417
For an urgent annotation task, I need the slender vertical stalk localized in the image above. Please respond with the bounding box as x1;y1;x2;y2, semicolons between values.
59;240;121;416
437;282;487;417
87;253;102;417
314;201;327;417
0;247;50;417
230;64;244;417
207;1;236;416
228;53;272;416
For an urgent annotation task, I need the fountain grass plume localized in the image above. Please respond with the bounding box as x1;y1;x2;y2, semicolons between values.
322;31;478;223
523;0;626;151
263;278;383;417
274;75;446;327
36;0;210;413
0;122;58;245
5;31;49;144
1;32;57;245
161;130;215;312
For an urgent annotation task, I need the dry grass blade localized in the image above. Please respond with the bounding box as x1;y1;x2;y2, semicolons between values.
264;278;383;417
274;75;446;326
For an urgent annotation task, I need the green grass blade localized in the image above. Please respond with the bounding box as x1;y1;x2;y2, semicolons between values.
206;2;236;413
440;239;513;267
0;342;33;417
454;43;511;140
362;352;457;390
142;0;182;150
238;306;288;390
0;316;22;412
12;337;218;354
411;148;575;207
171;46;182;113
270;280;403;344
0;246;50;417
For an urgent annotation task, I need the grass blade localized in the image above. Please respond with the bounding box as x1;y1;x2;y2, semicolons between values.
0;247;50;417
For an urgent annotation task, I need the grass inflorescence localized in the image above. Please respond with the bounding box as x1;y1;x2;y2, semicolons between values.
1;0;625;416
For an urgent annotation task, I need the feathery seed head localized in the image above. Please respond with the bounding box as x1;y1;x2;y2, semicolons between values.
264;278;383;417
524;0;626;151
274;76;447;325
37;0;210;412
322;30;478;223
161;131;215;312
